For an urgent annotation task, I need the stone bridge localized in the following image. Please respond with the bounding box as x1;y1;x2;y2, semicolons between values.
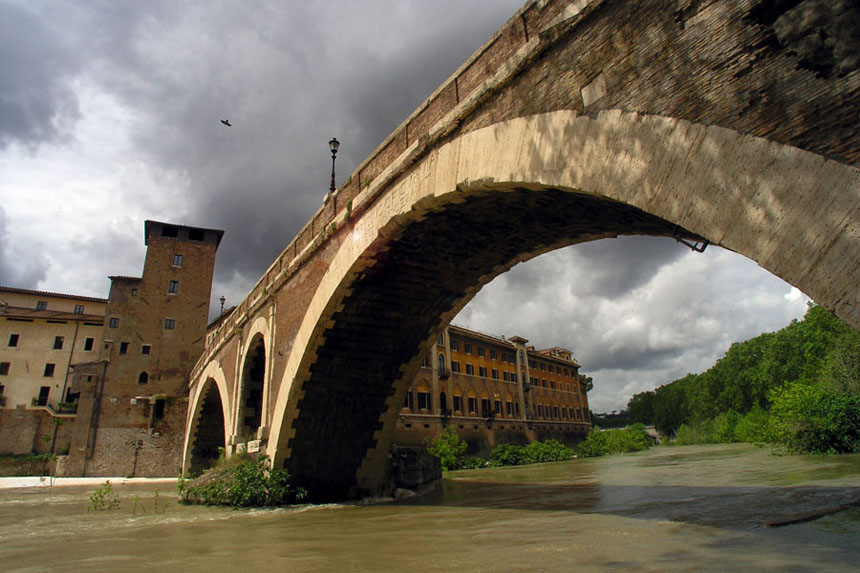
182;0;860;500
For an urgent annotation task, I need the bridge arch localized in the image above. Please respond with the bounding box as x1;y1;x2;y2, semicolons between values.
183;362;231;475
263;110;859;500
237;328;268;442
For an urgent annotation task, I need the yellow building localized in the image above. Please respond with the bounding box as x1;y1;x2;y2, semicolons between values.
396;324;592;453
0;288;107;411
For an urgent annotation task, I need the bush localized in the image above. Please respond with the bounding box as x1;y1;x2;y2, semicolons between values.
489;443;525;466
180;455;307;507
520;439;576;463
578;425;650;457
768;382;860;454
425;427;468;471
735;406;771;443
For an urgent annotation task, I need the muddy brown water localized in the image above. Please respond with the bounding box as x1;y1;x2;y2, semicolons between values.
2;443;859;571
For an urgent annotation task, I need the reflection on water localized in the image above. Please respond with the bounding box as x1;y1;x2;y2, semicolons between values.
2;444;859;572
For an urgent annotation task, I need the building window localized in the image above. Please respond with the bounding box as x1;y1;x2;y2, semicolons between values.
403;388;414;410
142;345;151;355
451;361;460;373
73;304;84;314
540;362;546;371
36;301;47;310
478;366;487;378
417;388;431;411
138;372;149;385
468;396;477;414
0;362;9;375
465;364;474;375
164;318;176;330
481;398;491;416
503;372;509;382
84;338;94;351
44;363;55;377
492;369;499;380
453;394;463;413
494;399;502;415
36;386;50;406
437;333;444;345
109;318;119;328
477;347;485;357
172;254;183;267
53;336;64;350
450;340;459;351
131;289;138;296
490;350;497;360
464;343;472;355
8;334;19;347
119;342;129;355
437;353;445;373
168;280;179;294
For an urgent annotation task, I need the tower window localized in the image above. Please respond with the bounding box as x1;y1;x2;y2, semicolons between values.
119;342;129;355
172;254;183;267
8;334;19;347
188;229;204;241
142;345;151;355
84;337;94;351
36;301;47;310
109;318;119;328
74;305;84;314
0;362;9;375
53;336;64;350
168;280;179;294
161;225;178;238
138;372;149;385
164;318;176;330
44;363;55;377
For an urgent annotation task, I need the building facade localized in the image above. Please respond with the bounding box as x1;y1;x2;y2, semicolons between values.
394;324;592;453
0;221;222;477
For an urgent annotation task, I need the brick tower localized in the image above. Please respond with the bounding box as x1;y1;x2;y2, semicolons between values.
65;221;223;476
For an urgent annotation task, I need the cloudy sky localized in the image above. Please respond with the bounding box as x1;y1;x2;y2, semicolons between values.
0;0;810;412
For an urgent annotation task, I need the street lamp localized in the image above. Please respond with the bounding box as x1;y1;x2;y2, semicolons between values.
329;137;340;193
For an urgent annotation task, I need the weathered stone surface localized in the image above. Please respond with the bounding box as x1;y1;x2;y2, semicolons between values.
185;0;860;501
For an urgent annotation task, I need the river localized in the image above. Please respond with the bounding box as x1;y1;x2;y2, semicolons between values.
2;444;859;571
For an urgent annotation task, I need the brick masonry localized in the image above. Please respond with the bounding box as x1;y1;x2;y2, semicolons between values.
186;0;860;501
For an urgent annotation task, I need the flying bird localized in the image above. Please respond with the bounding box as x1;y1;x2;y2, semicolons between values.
221;119;232;127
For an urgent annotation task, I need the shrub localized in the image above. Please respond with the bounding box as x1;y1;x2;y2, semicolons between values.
460;457;490;469
180;455;307;507
520;439;575;463
735;406;771;443
578;425;650;457
89;480;120;512
768;382;860;454
425;427;468;471
489;443;525;466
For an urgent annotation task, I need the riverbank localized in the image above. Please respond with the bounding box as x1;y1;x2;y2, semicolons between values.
0;475;177;490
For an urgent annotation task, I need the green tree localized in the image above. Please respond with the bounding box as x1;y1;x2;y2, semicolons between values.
425;427;468;471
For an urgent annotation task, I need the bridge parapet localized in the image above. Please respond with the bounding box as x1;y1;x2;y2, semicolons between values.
190;0;578;383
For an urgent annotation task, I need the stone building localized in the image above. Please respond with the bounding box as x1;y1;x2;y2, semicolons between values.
394;324;592;454
0;220;222;477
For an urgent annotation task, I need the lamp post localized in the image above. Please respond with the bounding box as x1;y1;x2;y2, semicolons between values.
219;296;226;320
329;137;340;193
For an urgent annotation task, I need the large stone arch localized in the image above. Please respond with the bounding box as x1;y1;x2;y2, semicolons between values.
266;110;860;500
183;362;231;475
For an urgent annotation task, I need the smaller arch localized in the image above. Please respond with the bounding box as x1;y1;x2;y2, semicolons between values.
138;371;149;385
187;378;227;476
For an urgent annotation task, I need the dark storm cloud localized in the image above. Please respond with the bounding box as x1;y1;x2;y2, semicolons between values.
46;0;525;297
0;3;81;149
